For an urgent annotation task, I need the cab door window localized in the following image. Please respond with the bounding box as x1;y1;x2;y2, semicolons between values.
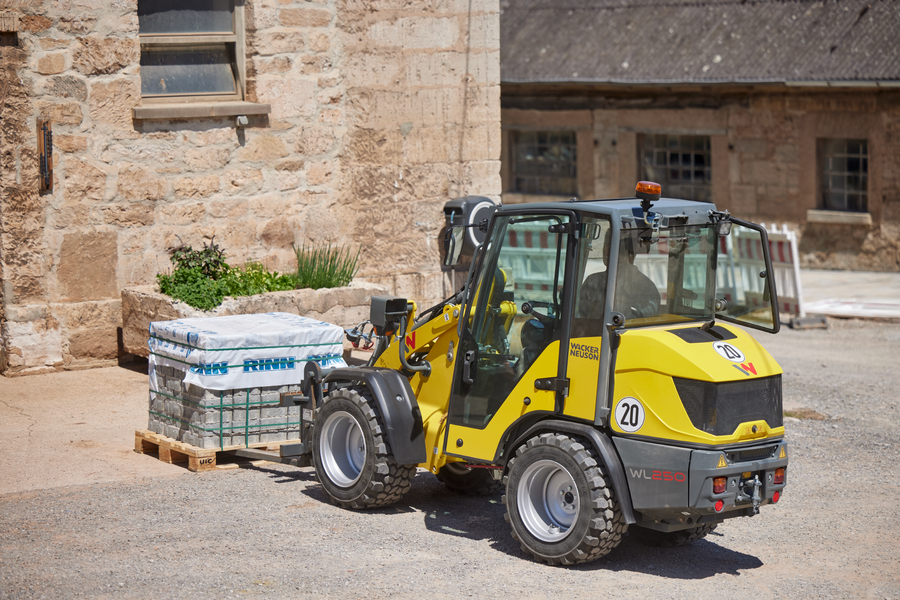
449;214;570;429
715;220;780;333
572;217;612;338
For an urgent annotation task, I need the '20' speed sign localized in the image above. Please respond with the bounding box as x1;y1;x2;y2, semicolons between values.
614;397;645;433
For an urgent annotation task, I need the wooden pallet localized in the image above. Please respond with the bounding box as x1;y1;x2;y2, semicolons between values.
134;430;301;472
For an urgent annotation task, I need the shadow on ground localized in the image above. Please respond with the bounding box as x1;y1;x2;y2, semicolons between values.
288;469;763;578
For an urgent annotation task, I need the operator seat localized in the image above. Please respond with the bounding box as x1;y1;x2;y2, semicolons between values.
518;317;550;374
577;229;660;325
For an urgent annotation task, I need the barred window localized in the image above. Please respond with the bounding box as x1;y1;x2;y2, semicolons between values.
820;139;868;212
511;131;578;196
639;134;711;202
138;0;245;99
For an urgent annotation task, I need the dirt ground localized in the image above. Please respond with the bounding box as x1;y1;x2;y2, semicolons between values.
0;319;898;599
0;362;182;494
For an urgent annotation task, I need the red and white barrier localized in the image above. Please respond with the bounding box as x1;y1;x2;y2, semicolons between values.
764;224;805;317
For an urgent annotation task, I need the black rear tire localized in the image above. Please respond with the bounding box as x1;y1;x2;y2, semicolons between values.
312;387;415;509
503;433;627;565
633;522;719;547
436;463;503;495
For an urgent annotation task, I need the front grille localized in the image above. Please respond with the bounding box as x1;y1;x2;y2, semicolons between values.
674;375;783;436
733;446;777;462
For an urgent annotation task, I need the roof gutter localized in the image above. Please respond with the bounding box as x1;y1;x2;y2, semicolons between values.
785;81;900;88
501;78;900;88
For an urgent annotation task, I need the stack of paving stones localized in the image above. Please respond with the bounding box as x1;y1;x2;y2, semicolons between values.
147;364;303;450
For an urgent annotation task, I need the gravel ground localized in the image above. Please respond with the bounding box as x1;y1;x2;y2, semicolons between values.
1;319;898;599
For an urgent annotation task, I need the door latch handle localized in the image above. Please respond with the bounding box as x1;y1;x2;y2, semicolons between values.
462;350;476;384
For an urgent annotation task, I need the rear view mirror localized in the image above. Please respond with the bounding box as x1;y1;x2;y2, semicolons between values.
443;226;465;267
582;222;602;240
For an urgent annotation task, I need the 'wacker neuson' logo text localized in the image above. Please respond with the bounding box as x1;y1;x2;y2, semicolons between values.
569;342;599;361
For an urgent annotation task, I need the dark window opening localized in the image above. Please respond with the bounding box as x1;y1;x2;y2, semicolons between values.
511;130;578;197
138;0;241;99
820;138;868;213
639;134;711;202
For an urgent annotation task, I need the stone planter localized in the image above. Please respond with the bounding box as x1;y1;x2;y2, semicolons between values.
121;282;386;358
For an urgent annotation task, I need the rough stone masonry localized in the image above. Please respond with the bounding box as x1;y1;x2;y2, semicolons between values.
0;0;502;375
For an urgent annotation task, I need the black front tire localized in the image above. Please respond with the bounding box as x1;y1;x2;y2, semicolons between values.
312;387;415;509
503;433;627;565
633;522;719;547
436;463;503;496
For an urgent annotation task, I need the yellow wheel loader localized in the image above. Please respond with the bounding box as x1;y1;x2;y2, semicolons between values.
303;182;788;565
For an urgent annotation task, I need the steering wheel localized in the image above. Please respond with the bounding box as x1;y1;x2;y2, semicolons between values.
521;300;556;324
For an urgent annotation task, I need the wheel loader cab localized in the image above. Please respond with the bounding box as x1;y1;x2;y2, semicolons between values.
444;194;783;455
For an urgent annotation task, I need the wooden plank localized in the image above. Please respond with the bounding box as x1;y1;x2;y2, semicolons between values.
169;448;190;465
133;429;302;473
134;434;157;454
189;454;217;472
158;446;174;464
216;460;269;471
135;429;300;454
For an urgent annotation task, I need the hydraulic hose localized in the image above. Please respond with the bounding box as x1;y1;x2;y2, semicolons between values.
398;315;431;377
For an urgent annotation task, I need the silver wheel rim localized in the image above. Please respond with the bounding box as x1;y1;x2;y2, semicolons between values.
319;410;366;487
517;459;579;542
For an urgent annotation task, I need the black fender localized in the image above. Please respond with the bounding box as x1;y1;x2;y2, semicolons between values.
505;419;636;525
323;367;426;465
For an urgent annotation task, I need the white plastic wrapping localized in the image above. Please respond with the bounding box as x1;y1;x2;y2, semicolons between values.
149;312;346;390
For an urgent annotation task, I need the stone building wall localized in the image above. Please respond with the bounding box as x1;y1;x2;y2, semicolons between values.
0;0;502;375
500;89;900;272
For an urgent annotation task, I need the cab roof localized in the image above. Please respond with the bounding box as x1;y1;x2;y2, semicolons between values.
498;197;717;225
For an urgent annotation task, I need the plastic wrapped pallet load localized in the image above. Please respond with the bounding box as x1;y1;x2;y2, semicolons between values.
147;312;346;450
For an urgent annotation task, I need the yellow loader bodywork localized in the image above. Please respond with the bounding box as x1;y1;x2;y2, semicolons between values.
310;184;788;566
375;310;784;470
609;324;784;445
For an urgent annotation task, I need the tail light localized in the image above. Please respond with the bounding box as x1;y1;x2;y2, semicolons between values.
714;500;724;512
774;468;785;484
713;477;727;494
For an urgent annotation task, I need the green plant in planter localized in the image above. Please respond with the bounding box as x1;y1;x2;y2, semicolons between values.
221;262;296;297
170;239;229;280
157;239;359;310
293;242;360;290
157;240;295;311
157;240;230;310
157;265;227;311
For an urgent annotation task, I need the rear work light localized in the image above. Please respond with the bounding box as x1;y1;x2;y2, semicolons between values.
774;468;785;484
635;181;662;225
713;477;727;494
635;181;661;196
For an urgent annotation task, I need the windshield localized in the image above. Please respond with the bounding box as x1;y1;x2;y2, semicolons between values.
573;219;778;332
616;225;717;328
